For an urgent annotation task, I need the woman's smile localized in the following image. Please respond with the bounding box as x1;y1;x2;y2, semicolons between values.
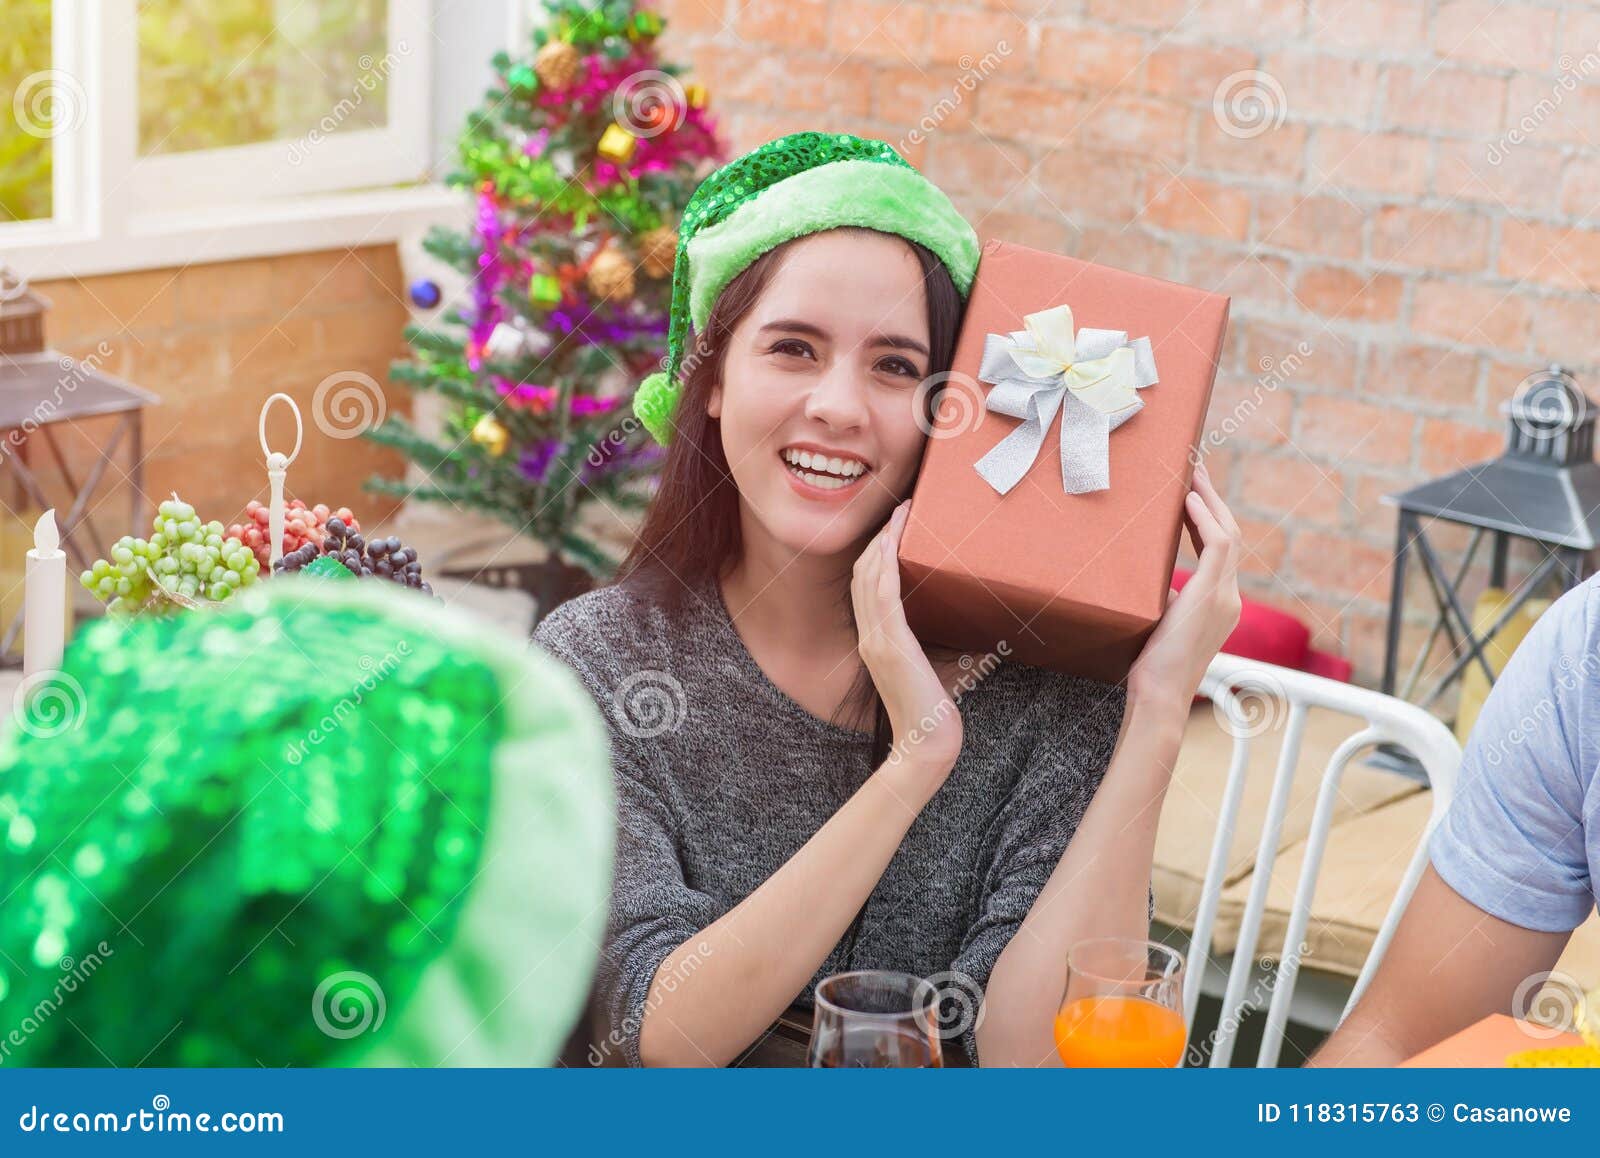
779;443;872;501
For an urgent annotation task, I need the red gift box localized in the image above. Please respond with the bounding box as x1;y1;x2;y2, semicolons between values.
898;239;1229;685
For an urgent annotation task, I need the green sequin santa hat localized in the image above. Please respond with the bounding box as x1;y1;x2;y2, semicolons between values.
632;130;982;445
0;581;613;1066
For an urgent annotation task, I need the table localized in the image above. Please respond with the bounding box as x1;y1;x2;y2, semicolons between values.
1402;1015;1587;1067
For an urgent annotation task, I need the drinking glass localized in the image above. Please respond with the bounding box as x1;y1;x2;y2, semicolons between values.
807;970;943;1068
1054;938;1187;1068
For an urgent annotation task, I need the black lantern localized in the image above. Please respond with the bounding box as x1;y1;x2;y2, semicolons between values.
1381;365;1596;718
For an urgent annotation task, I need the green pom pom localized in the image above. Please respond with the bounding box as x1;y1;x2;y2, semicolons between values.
303;554;356;581
633;370;680;446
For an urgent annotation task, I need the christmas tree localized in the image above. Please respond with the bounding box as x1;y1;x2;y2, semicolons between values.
367;0;725;587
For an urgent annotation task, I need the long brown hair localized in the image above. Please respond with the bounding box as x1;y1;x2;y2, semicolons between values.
614;227;966;766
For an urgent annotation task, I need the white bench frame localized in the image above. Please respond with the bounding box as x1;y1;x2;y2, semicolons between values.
1185;652;1462;1067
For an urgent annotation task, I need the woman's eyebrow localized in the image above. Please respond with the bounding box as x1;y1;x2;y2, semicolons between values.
757;318;928;357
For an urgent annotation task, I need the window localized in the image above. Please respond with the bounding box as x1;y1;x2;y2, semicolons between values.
127;0;429;212
0;0;521;279
138;0;392;156
1;0;54;223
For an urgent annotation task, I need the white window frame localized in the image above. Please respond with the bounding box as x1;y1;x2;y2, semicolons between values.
2;0;485;281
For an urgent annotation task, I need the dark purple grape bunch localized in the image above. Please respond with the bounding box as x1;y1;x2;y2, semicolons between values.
272;542;322;574
366;535;430;593
322;517;369;577
320;518;433;595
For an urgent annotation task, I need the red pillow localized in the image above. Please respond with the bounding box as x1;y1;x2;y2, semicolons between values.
1170;569;1353;686
1171;567;1308;669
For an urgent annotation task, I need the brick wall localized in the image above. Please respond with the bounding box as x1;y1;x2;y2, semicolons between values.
29;245;410;552
661;0;1600;688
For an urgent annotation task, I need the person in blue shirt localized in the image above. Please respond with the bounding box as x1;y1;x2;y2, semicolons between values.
1315;573;1600;1065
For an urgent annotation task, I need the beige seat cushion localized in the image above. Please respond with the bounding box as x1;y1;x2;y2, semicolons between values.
1213;789;1439;976
1212;788;1600;993
1154;701;1423;935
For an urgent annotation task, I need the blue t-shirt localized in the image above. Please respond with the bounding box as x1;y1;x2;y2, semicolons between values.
1429;573;1600;933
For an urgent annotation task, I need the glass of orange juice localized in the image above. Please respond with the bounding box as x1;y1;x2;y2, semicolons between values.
1054;938;1187;1068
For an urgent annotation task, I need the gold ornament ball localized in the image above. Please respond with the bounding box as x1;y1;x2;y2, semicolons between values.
471;414;510;458
639;227;678;279
534;40;581;90
586;249;636;302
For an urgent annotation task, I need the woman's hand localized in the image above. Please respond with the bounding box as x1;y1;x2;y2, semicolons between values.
851;500;963;775
1128;461;1243;710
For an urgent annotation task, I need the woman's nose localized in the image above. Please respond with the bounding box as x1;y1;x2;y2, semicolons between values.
803;362;868;429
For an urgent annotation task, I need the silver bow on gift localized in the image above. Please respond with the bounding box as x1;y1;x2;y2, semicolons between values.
973;303;1159;495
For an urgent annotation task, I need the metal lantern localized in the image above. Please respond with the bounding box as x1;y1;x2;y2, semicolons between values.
0;270;159;665
0;269;48;355
1381;364;1596;717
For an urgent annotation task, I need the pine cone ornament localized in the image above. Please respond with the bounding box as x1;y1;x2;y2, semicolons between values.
639;227;678;279
586;248;636;302
534;39;581;90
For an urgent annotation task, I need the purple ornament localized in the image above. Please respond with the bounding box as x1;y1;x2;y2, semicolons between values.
408;278;441;309
518;440;561;484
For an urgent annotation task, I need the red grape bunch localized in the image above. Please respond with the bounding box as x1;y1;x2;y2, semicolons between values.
226;500;360;573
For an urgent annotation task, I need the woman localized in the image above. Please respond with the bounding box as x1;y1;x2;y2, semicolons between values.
534;131;1242;1067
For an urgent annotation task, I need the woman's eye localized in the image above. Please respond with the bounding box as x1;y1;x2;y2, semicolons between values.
877;356;921;378
768;339;813;360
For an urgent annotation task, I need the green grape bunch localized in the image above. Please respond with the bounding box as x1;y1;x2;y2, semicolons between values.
80;495;262;616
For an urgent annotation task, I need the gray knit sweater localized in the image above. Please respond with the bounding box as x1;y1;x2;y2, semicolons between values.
532;571;1129;1066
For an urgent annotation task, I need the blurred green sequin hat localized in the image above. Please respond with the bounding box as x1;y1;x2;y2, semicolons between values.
632;130;981;445
0;581;613;1067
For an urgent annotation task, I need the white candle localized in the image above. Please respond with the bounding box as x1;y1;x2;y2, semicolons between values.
24;509;66;678
258;393;303;567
